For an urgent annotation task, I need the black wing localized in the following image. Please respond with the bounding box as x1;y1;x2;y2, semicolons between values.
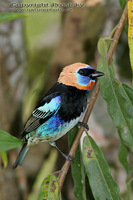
20;91;61;138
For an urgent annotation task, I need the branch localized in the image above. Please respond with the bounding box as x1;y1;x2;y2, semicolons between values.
58;2;128;194
107;3;128;65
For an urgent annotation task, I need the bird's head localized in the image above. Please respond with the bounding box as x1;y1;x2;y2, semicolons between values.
58;63;104;91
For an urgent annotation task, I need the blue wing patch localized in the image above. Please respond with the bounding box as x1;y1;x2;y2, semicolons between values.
32;96;61;119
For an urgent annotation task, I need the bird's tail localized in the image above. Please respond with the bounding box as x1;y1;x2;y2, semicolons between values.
12;142;29;169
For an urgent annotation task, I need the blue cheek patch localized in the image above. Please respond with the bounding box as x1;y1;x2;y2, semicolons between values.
76;73;92;86
76;65;95;87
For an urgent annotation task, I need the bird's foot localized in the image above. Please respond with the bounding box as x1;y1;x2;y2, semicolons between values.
77;122;89;131
64;154;75;163
49;141;75;163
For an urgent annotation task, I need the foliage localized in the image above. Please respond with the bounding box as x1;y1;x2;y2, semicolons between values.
97;38;133;150
0;130;24;152
127;0;133;79
29;150;57;200
119;0;128;33
83;136;121;200
0;151;8;168
69;129;121;200
0;12;25;23
118;142;132;199
0;130;24;169
38;175;60;200
69;127;86;200
119;0;127;11
0;10;25;168
97;37;133;198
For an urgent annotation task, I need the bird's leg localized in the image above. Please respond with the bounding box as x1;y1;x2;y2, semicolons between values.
49;141;75;163
77;122;89;131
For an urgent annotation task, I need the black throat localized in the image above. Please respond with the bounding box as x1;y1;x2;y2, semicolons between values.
37;82;88;123
55;82;88;122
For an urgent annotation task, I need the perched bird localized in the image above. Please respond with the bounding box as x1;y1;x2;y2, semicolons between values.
13;63;104;168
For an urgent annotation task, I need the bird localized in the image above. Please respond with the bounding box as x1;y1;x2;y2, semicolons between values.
13;62;104;168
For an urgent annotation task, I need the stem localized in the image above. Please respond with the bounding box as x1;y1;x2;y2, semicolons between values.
58;2;128;194
107;3;128;65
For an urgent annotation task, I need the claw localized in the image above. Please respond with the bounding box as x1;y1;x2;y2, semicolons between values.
77;122;89;131
64;154;75;163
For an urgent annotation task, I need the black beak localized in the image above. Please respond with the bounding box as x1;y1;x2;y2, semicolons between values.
90;70;104;78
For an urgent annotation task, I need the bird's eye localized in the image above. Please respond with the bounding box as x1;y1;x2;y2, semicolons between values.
78;69;87;75
78;68;95;76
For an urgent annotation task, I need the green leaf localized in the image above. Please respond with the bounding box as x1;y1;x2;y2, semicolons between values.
118;143;132;175
69;127;86;200
38;175;59;200
128;0;133;78
0;13;25;23
97;39;133;151
0;130;24;151
118;139;132;199
97;37;133;197
0;151;8;168
97;38;108;59
119;0;127;10
83;136;121;200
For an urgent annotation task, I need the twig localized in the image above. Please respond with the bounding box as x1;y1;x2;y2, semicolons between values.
58;2;128;194
107;3;128;65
